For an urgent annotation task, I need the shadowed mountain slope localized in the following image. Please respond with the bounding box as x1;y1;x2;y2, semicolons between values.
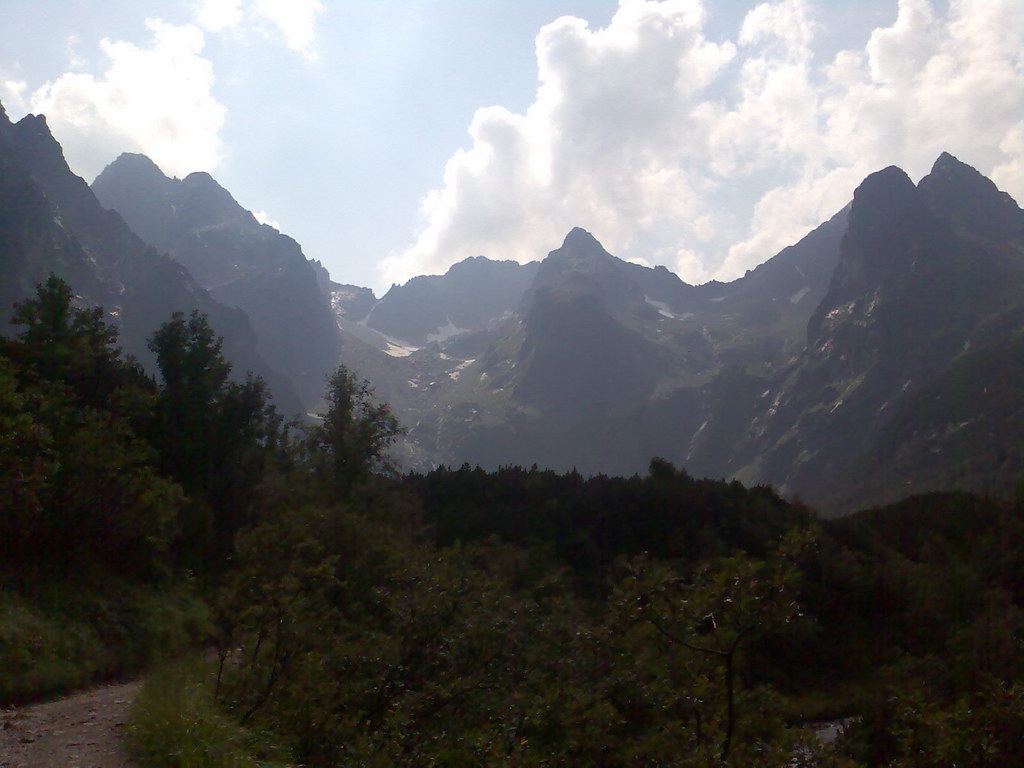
0;102;301;414
93;153;340;408
726;155;1024;510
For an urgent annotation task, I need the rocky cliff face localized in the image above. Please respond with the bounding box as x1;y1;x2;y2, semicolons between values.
365;155;1020;510
92;154;340;408
406;216;844;477
724;155;1024;509
365;256;539;346
917;152;1024;245
0;103;302;415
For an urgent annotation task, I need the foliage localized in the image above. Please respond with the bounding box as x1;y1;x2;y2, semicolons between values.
0;278;271;699
409;459;807;579
0;276;181;577
3;277;1023;765
0;582;209;704
149;310;285;573
10;274;134;411
611;529;811;762
211;481;817;766
129;658;292;768
0;355;52;545
306;366;402;497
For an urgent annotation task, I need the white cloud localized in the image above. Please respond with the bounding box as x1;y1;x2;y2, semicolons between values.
1;78;28;113
253;209;281;229
739;0;816;50
252;0;324;59
991;124;1024;197
381;0;737;285
193;0;323;58
195;0;244;32
26;19;225;181
384;0;1024;287
65;34;88;70
4;0;323;188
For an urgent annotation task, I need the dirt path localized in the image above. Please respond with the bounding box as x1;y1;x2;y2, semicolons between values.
0;680;141;768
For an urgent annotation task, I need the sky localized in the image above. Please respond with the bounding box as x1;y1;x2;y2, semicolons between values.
1;1;1022;295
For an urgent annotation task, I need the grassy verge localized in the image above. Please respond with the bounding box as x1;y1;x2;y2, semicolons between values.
0;580;210;704
129;658;293;768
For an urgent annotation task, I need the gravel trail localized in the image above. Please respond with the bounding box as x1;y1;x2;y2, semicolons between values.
0;680;141;768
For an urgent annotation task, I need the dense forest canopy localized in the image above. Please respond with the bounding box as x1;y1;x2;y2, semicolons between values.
1;277;1022;766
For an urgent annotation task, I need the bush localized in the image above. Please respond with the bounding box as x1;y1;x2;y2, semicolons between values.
0;582;210;704
129;658;292;768
0;591;103;702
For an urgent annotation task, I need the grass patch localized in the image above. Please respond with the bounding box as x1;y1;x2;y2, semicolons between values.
129;658;293;768
0;579;210;704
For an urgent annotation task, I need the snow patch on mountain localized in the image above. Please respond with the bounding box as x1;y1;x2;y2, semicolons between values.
790;286;810;304
448;359;476;381
644;296;694;321
427;316;470;344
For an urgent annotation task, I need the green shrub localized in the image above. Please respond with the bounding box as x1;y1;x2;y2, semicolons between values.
129;659;292;768
0;592;103;701
0;581;211;704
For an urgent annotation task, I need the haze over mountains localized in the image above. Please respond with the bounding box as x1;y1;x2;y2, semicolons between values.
92;152;342;408
2;96;1021;513
0;101;304;416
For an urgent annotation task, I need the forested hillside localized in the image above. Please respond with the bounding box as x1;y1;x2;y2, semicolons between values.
2;276;1021;766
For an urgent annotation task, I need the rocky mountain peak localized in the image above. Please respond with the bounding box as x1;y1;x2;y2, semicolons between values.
445;254;509;279
364;255;539;346
180;170;251;225
848;165;918;227
12;112;49;134
931;151;965;173
526;228;635;314
806;164;937;351
93;155;341;407
92;154;176;218
447;254;486;270
544;227;618;272
923;151;1004;198
9;114;74;183
182;170;224;192
95;156;252;240
560;226;602;253
918;151;1023;243
7;112;135;264
0;105;305;415
101;152;168;180
92;153;179;253
540;227;617;272
839;165;934;276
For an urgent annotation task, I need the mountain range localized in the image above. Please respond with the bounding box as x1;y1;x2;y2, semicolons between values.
2;96;1021;513
0;101;304;415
